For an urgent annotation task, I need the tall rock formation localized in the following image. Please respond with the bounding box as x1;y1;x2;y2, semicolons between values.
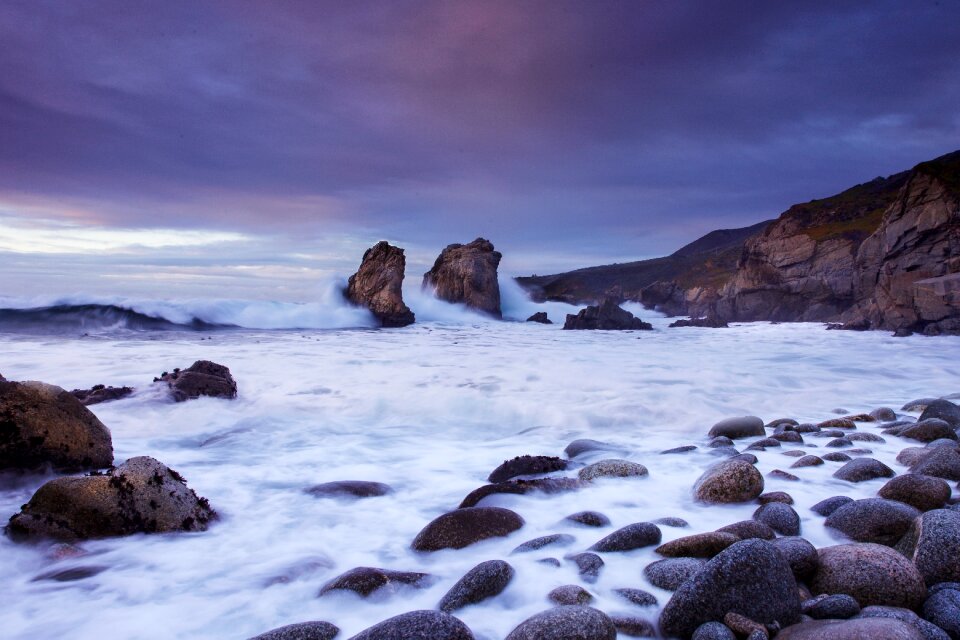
423;238;502;317
346;241;415;327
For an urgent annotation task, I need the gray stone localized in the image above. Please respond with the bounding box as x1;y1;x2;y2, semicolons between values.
771;537;819;581
305;481;392;499
832;458;895;483
643;557;706;590
809;543;927;609
457;478;582;509
879;475;952;512
822;452;852;462
565;511;610;527
547;584;593;605
708;416;766;440
563;299;653;331
578;459;648;482
608;615;655;637
896;509;960;586
824;498;920;545
662;445;698;454
488;455;568;483
871;407;898;422
692;622;736;640
249;621;340;640
613;587;658;607
505;606;616;640
904;399;939;412
512;534;575;554
911;447;960;481
318;567;431;598
567;552;604;583
656;532;740;558
564;439;622;459
694;459;764;504
757;491;794;505
811;496;853;516
411;507;524;552
589;522;661;552
776;618;923;640
901;419;959;443
437;560;514;612
802;594;860;619
654;517;690;528
919;399;960;428
347;610;473;640
857;606;951;640
923;589;960;640
848;432;886;443
717;520;775;540
753;502;800;536
790;455;824;468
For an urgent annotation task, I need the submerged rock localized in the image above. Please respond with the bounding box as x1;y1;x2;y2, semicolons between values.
488;455;568;483
563;299;653;331
578;459;648;481
656;532;740;558
156;360;237;402
548;584;593;605
918;399;960;427
669;317;729;328
248;621;340;640
423;238;502;317
438;560;514;612
345;241;415;327
458;477;582;508
832;458;895;482
305;481;392;499
565;511;611;527
526;312;552;324
644;557;706;591
410;507;523;551
505;606;616;640
70;384;134;406
590;522;661;552
318;566;431;598
0;380;113;471
512;533;574;553
6;456;216;541
348;610;474;640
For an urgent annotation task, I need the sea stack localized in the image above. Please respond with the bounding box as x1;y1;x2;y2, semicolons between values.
346;241;415;327
423;238;502;317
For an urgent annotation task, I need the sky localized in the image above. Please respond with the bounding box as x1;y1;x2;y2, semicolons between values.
1;0;959;300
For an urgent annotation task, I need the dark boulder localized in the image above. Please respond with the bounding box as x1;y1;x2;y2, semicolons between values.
658;539;801;638
692;622;736;640
694;459;764;504
669;317;729;328
708;416;765;440
565;511;611;527
345;241;415;327
488;455;568;483
511;533;574;554
824;498;920;545
318;567;431;598
879;475;952;512
248;621;340;640
305;481;392;499
657;532;740;558
437;560;514;612
717;520;775;541
901;419;959;443
919;399;960;428
347;610;474;640
526;312;552;324
70;384;134;406
923;588;960;640
564;439;623;458
589;522;661;552
567;552;604;583
458;477;581;508
896;509;960;586
548;584;593;605
911;447;960;481
871;407;898;421
0;380;113;471
802;594;860;620
791;455;824;468
857;605;952;640
156;360;237;402
644;557;706;590
505;606;616;640
757;491;794;505
753;502;800;536
832;458;895;482
578;459;648;481
771;537;819;581
411;507;523;551
422;238;502;317
563;299;653;330
613;587;658;607
776;618;924;639
809;543;927;609
6;456;215;541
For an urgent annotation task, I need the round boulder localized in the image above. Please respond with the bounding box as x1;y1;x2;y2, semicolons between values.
249;621;340;640
824;498;921;546
0;380;113;471
644;557;705;591
692;622;736;640
871;407;898;422
776;618;923;640
923;588;960;640
411;507;523;551
771;536;819;581
578;459;648;482
347;610;473;640
157;360;237;402
896;509;960;586
694;459;764;504
318;567;431;598
879;475;951;512
802;594;860;619
717;520;775;541
810;496;853;516
305;481;392;499
565;511;611;527
656;532;740;558
438;560;514;612
901;419;958;443
658;539;801;639
832;458;895;483
564;439;622;459
505;606;616;640
488;455;568;483
708;416;765;440
6;456;215;541
753;502;800;536
512;533;575;554
919;399;960;428
809;543;927;609
548;584;593;605
910;447;960;481
589;522;661;552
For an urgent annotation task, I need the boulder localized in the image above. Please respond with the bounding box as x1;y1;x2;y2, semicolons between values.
70;384;134;406
345;241;415;327
248;621;340;640
437;560;514;612
717;520;775;541
422;238;502;317
567;552;604;583
757;491;794;505
669;317;729;328
824;498;920;545
564;439;623;458
802;593;861;619
411;507;523;551
548;584;593;605
0;380;113;471
347;610;473;640
565;511;611;527
910;447;960;481
919;399;960;428
692;622;736;640
809;543;927;609
317;567;431;597
563;299;653;330
488;455;567;483
578;459;648;482
156;360;237;402
656;532;740;558
305;481;392;499
457;477;581;508
708;416;765;440
878;475;952;512
872;407;898;421
811;496;854;516
777;618;924;640
526;312;552;324
832;458;895;482
791;455;824;468
901;419;959;443
904;398;941;412
613;587;658;607
644;557;706;590
6;456;216;541
753;502;800;536
923;588;960;640
896;509;960;586
505;606;616;640
771;537;819;581
512;533;574;553
857;605;952;640
694;459;764;504
589;522;661;552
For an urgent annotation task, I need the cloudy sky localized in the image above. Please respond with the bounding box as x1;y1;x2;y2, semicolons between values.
1;0;958;300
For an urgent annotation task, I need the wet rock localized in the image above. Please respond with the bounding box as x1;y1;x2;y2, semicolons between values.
0;380;113;471
654;517;690;528
437;560;514;612
609;616;656;637
249;621;340;640
910;447;960;481
772;431;803;444
565;511;610;527
904;399;940;412
879;475;952;512
815;429;847;439
6;456;215;541
423;238;502;317
537;557;561;567
505;606;616;640
809;543;927;609
512;533;575;554
564;439;622;459
567;552;604;583
318;567;431;598
857;606;951;640
929;582;960;595
709;436;735;448
757;491;794;505
661;445;698;454
919;399;960;428
923;589;960;640
578;459;648;482
589;522;661;552
818;418;857;430
771;537;819;581
781;450;808;458
832;458;895;482
548;584;593;605
348;610;474;640
410;507;524;551
70;384;134;406
825;498;920;545
902;419;959;443
896;509;960;586
826;437;853;448
746;438;782;451
768;418;800;430
845;413;877;423
345;241;415;327
790;455;824;468
717;520;775;541
656;532;740;558
644;557;706;590
848;432;886;444
821;452;852;463
708;416;766;440
488;455;568;483
669;317;729;328
795;424;821;433
871;407;898;421
155;360;236;403
732;453;759;464
563;299;653;331
692;622;736;640
898;447;933;466
526;312;552;324
723;612;767;638
753;503;801;536
32;565;107;582
614;587;658;607
802;593;861;619
811;496;853;516
305;481;392;499
768;470;800;481
776;618;924;640
658;539;801;639
458;477;582;508
694;459;764;504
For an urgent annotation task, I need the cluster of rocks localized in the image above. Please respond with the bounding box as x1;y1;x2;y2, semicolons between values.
563;299;653;331
250;395;960;640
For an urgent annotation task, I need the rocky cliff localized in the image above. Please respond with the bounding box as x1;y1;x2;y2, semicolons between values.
346;241;415;327
423;238;502;317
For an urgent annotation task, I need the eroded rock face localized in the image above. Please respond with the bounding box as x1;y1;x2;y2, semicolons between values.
0;380;113;471
563;299;653;330
156;360;237;402
423;238;502;317
345;241;415;327
6;456;216;541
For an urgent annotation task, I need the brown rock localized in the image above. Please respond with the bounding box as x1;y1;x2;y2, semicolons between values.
345;241;415;327
411;507;523;551
694;459;764;504
156;360;236;402
563;299;653;331
656;532;740;558
809;543;927;609
70;385;134;406
423;238;502;317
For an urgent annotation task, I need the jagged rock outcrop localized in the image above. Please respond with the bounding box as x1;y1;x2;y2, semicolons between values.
563;299;653;330
423;238;502;317
345;241;415;327
71;384;134;406
155;360;237;402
